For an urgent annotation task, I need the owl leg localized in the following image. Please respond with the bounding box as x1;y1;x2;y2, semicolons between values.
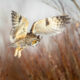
18;48;23;58
14;48;18;57
18;50;21;58
14;47;23;58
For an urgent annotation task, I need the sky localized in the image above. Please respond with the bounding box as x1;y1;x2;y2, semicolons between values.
0;0;80;52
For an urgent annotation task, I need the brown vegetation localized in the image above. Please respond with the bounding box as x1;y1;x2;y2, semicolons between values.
0;23;80;80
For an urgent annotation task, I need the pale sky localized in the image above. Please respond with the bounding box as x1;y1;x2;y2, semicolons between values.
0;0;80;50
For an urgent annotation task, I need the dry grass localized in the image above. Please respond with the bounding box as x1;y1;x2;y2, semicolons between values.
0;23;80;80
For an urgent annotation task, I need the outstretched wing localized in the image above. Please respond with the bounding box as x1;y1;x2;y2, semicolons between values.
10;11;29;43
31;15;70;35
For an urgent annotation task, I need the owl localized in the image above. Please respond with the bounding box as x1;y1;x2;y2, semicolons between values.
10;11;70;58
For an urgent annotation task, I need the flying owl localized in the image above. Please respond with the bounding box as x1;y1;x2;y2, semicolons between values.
10;11;70;58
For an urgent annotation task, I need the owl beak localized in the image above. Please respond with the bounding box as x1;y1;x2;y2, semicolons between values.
37;35;40;39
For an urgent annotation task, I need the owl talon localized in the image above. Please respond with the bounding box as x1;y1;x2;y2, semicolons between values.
18;51;21;58
14;50;18;57
14;53;18;57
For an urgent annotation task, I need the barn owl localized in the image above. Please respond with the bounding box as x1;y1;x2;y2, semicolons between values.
10;11;70;58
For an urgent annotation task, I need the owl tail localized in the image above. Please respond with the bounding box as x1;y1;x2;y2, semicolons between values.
8;42;16;48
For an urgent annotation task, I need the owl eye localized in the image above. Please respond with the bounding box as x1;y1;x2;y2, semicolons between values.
32;40;37;45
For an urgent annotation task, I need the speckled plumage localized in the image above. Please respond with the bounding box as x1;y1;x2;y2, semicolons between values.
10;11;70;58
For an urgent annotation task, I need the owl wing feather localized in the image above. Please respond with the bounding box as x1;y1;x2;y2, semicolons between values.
10;11;29;43
31;15;70;35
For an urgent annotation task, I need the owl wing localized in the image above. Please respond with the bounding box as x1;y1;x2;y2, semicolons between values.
30;15;70;35
10;11;29;43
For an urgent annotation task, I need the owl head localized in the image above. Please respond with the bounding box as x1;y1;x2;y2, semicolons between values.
31;35;40;47
25;33;40;47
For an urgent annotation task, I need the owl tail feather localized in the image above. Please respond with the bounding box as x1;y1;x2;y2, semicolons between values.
8;43;16;48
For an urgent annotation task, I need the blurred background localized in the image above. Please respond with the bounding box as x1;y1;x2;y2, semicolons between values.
0;0;80;80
